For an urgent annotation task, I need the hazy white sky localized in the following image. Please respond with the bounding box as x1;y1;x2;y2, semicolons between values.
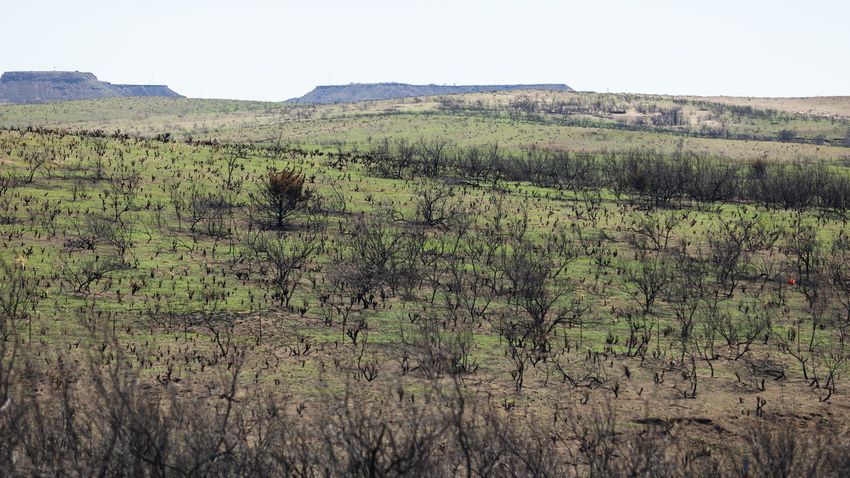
2;0;848;101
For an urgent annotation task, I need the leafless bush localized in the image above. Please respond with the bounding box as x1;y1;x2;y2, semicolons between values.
333;213;423;302
0;258;39;415
100;160;141;222
0;195;16;225
399;308;477;378
21;146;57;183
89;137;109;180
707;300;771;360
60;253;128;295
186;188;231;237
416;138;451;177
220;144;246;193
744;420;850;477
0;344;849;476
65;208;135;265
410;181;457;228
441;229;498;326
708;211;780;297
620;250;672;315
369;138;417;178
0;172;21;197
498;222;581;390
244;229;319;307
625;210;688;254
686;155;741;203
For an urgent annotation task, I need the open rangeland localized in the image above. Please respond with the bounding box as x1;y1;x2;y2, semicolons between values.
2;92;850;475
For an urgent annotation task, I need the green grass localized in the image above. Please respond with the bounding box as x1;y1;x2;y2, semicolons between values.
3;93;850;435
3;91;849;162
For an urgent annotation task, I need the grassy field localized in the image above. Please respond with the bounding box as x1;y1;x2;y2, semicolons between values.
3;90;849;154
2;93;850;474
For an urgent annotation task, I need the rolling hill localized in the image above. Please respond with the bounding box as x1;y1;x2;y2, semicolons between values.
287;82;573;103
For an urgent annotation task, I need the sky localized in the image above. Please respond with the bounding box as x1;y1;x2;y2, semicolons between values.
1;0;848;101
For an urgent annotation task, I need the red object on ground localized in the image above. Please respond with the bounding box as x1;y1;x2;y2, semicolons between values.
788;278;797;285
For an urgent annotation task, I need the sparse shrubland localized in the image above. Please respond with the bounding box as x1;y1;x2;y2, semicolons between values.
1;91;850;476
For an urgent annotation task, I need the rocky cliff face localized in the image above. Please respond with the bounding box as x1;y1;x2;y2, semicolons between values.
288;82;573;104
0;71;182;104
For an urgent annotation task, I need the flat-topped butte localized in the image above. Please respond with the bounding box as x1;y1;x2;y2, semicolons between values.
0;71;182;104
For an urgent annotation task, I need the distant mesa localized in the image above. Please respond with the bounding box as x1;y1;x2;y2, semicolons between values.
0;71;182;104
287;82;573;104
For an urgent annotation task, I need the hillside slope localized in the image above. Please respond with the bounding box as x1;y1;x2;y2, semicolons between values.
0;71;182;104
287;82;573;103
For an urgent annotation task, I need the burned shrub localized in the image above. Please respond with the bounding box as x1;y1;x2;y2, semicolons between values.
250;168;310;230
